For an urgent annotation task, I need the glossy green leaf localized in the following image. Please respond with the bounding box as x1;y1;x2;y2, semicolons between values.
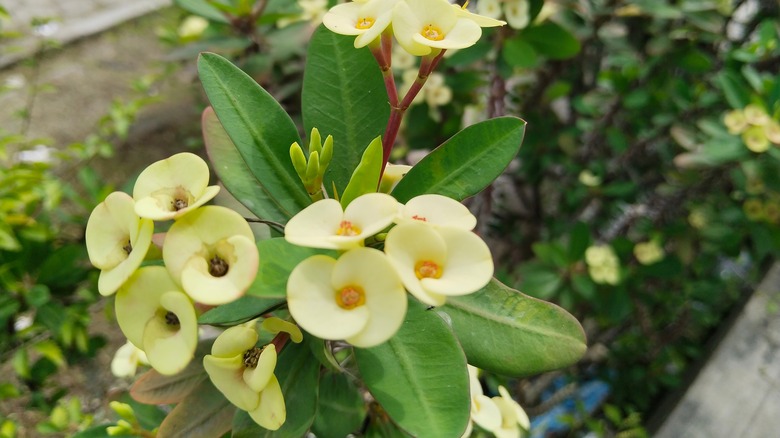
232;339;320;437
203;107;292;223
249;238;337;298
340;136;383;208
302;26;389;195
440;279;587;376
157;378;235;438
312;372;366;437
198;53;310;220
198;295;287;325
354;299;470;437
521;22;581;60
391;117;525;203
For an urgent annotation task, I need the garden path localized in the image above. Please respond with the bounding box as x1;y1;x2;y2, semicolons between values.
0;0;171;68
655;263;780;437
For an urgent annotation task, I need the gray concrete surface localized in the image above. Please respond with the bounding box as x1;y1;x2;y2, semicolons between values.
655;263;780;438
0;0;171;68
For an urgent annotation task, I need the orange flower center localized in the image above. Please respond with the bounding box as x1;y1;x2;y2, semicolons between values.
421;24;444;41
336;285;366;310
336;220;361;236
415;260;443;279
356;16;375;29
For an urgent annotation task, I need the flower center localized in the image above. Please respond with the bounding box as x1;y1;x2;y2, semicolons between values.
173;198;188;211
411;215;427;222
355;16;375;30
336;285;366;310
336;220;361;236
415;260;443;279
123;240;133;255
421;24;444;41
164;311;180;327
209;256;229;277
243;346;264;369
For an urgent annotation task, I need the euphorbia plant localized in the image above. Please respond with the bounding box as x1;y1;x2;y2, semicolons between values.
85;1;587;436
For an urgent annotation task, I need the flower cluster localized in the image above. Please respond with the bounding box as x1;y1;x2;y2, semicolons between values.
323;0;505;54
633;240;664;265
724;104;780;153
584;244;620;285
463;365;530;438
285;192;493;347
85;152;260;376
203;319;303;431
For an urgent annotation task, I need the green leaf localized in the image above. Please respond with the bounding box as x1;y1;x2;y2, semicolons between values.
521;22;581;60
36;244;89;288
157;378;235;438
302;26;390;195
232;339;320;437
311;372;366;437
391;117;525;203
203;107;291;223
249;238;337;298
502;37;539;68
517;262;562;299
198;53;310;221
174;0;229;22
440;278;587;376
198;295;286;325
340;136;383;208
568;222;591;261
355;299;470;437
716;70;751;109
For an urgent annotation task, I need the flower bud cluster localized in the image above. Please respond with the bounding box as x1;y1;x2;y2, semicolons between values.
290;127;334;201
284;192;493;348
85;152;260;376
723;104;780;153
476;0;531;30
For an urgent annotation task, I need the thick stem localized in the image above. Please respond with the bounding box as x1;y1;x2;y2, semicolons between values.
270;331;290;353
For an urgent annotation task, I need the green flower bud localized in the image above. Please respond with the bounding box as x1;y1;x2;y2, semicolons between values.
309;128;322;156
290;142;308;178
110;401;136;422
306;151;320;182
320;135;334;171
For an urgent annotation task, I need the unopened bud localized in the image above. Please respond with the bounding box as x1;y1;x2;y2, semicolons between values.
306;151;320;182
290;142;308;177
110;401;136;422
309;128;322;156
320;135;334;170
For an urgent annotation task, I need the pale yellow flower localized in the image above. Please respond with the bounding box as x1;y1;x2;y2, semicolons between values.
492;386;531;438
203;325;285;430
322;0;400;48
110;341;149;378
85;191;154;296
462;365;502;437
163;206;258;305
743;104;770;126
178;16;208;39
578;170;601;187
115;267;198;375
133;152;220;221
504;0;530;30
379;163;413;193
723;109;748;134
585;245;620;285
392;0;484;56
743;125;770;153
396;194;476;230
384;222;493;306
284;193;399;250
633;241;664;265
287;248;407;347
476;0;502;20
764;120;780;144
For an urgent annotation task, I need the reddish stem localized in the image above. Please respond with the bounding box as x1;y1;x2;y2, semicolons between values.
270;331;290;352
